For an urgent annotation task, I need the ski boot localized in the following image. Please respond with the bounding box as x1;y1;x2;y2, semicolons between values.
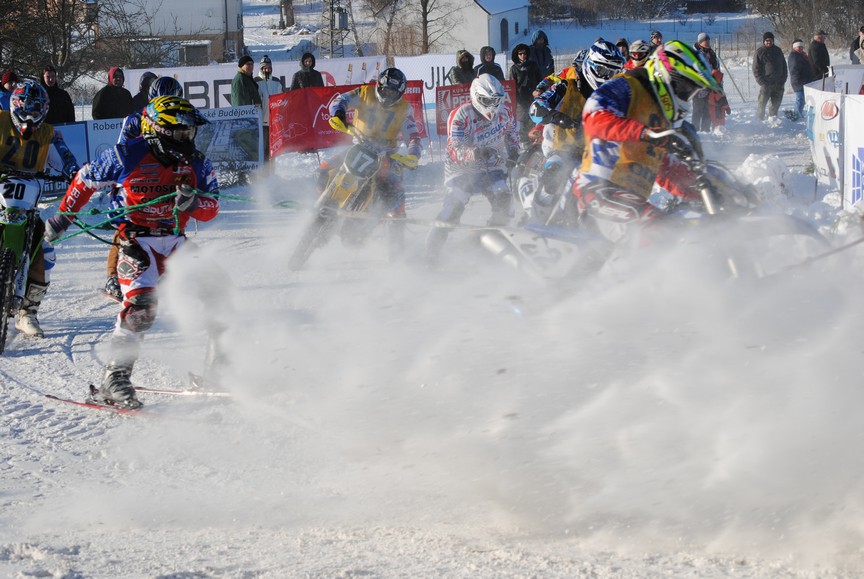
90;361;142;409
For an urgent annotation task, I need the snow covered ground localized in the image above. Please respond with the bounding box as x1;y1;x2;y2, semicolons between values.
3;3;864;578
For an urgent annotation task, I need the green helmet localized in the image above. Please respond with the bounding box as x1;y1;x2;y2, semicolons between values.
646;40;721;123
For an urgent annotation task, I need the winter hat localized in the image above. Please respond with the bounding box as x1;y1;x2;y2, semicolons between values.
792;39;804;49
2;70;18;85
697;32;709;43
260;55;272;67
815;30;828;36
763;31;775;41
238;55;254;67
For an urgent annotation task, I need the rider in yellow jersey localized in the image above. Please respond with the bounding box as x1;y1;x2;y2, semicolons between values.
0;79;80;338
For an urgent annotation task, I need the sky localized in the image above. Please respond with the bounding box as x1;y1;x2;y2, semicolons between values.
2;2;864;578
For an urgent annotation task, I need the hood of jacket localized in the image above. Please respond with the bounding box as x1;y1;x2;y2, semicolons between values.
511;43;530;64
107;66;124;86
479;46;496;61
301;52;316;70
531;30;549;46
456;49;475;69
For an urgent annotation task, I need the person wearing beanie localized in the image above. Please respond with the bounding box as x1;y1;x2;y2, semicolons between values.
788;39;818;118
290;52;324;90
615;38;629;59
808;30;830;78
0;70;18;110
254;55;284;163
131;71;157;111
692;32;720;131
92;67;134;120
849;25;864;64
40;65;76;124
753;31;787;119
231;54;262;106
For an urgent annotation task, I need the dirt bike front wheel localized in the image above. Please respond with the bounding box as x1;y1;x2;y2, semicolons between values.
0;247;17;354
287;204;338;271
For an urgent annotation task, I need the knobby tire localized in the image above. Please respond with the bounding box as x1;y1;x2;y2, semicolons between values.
0;247;17;354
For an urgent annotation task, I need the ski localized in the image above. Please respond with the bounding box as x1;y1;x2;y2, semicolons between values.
134;386;231;398
44;393;145;415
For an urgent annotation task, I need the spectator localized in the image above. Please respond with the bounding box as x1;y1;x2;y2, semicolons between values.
290;52;324;90
615;38;630;60
528;30;555;77
788;39;818;119
255;55;284;163
649;30;664;53
850;25;864;64
231;55;262;106
753;31;788;120
91;67;134;120
510;43;541;147
473;46;505;82
130;71;157;111
0;70;18;110
809;30;830;78
447;50;476;85
692;32;719;132
40;65;76;124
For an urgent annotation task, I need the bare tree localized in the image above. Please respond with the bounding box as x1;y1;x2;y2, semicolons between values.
417;0;457;53
279;0;295;29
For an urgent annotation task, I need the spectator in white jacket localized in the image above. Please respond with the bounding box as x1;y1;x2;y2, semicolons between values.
255;54;285;162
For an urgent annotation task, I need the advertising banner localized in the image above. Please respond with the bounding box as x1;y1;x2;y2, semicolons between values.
125;56;387;110
269;81;427;156
434;79;516;136
828;65;864;95
842;94;864;208
804;83;842;190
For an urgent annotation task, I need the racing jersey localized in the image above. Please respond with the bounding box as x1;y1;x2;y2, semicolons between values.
59;136;218;234
445;102;519;179
0;111;80;178
329;85;422;156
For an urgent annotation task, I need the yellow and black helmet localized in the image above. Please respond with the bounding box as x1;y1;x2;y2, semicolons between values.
141;96;207;164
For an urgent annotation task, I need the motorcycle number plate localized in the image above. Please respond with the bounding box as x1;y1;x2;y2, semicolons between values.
1;177;42;211
344;145;381;179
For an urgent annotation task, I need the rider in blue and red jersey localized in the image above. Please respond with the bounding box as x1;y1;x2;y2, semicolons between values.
45;96;218;409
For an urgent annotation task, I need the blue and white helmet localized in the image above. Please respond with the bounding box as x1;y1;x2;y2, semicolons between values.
581;39;626;90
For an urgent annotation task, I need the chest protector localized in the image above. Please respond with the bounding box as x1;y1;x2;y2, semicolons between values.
351;85;409;148
582;75;669;196
551;79;587;155
0;114;53;173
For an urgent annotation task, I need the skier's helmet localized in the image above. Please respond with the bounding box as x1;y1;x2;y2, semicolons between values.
10;79;49;139
141;96;207;164
581;39;626;90
376;68;407;107
628;39;651;67
646;40;721;123
148;76;184;100
470;73;505;121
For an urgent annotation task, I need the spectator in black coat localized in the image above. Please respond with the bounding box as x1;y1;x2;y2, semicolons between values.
447;50;476;85
753;32;788;120
528;30;555;77
692;32;719;132
91;67;134;120
510;43;541;146
808;30;830;78
130;72;157;111
41;66;76;124
290;52;324;90
473;46;505;82
849;25;864;64
788;39;818;118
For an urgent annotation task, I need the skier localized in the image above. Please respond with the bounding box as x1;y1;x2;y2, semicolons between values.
326;67;422;257
0;79;80;338
571;41;721;250
526;39;625;223
425;74;519;265
44;96;219;409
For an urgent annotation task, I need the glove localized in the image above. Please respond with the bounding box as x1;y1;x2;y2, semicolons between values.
506;148;519;169
640;127;693;156
174;184;199;213
474;146;499;163
547;110;578;130
391;153;419;169
44;214;73;243
329;110;349;133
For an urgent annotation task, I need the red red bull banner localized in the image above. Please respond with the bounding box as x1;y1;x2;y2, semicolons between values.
434;80;516;136
269;80;426;156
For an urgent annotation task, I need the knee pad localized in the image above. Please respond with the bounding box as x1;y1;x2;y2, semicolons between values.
120;291;158;333
116;240;150;283
577;183;649;224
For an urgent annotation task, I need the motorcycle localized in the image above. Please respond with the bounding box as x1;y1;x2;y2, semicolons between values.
0;171;66;353
288;128;416;271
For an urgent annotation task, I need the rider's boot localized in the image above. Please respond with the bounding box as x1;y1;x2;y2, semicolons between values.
425;200;465;267
92;337;142;409
15;282;49;338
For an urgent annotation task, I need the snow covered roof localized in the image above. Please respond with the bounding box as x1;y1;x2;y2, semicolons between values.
474;0;530;14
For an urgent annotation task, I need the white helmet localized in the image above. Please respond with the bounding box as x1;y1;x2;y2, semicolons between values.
470;73;505;120
628;39;651;67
